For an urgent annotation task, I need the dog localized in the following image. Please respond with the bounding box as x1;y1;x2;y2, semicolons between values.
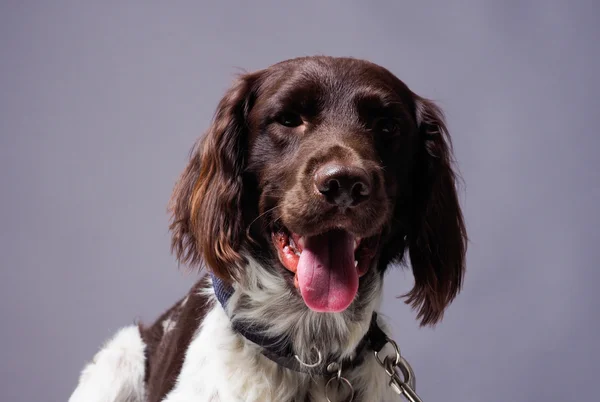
69;56;467;402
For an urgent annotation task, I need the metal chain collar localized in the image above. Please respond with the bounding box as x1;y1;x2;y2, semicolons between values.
374;337;424;402
322;336;424;402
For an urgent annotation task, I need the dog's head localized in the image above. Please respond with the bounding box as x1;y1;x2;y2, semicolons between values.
169;56;466;326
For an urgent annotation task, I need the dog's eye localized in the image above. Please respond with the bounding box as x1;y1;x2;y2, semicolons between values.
276;112;303;128
374;118;400;134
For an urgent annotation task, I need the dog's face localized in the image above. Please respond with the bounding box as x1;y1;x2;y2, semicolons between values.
170;57;466;325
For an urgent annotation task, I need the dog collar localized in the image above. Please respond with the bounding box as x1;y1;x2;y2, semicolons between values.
210;272;389;375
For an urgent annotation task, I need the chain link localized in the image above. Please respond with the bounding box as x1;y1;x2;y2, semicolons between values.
325;366;354;402
375;338;424;402
323;336;425;402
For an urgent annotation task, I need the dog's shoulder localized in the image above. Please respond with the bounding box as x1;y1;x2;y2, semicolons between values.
140;276;215;402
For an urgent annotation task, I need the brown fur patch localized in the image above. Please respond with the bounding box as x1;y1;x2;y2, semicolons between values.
140;276;214;402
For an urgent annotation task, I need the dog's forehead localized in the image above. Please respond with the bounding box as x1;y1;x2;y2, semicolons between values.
255;57;412;115
268;58;396;94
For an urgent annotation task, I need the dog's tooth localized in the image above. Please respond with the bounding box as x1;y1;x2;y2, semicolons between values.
354;260;358;267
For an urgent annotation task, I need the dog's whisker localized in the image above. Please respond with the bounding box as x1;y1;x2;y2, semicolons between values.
246;206;280;232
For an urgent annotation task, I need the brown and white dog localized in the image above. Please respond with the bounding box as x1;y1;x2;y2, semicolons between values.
69;56;467;402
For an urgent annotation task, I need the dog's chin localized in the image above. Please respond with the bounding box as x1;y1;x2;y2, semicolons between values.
270;223;381;313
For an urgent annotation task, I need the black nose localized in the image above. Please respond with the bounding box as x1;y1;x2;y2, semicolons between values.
314;163;371;208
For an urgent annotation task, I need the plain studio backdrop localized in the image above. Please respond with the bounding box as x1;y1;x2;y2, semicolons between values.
1;2;598;401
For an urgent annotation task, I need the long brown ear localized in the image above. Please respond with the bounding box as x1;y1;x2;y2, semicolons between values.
405;97;467;326
168;72;261;282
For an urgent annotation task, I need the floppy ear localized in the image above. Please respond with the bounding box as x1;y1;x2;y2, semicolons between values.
168;72;260;282
405;97;467;326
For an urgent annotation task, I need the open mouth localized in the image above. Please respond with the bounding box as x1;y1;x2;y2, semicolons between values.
272;227;379;313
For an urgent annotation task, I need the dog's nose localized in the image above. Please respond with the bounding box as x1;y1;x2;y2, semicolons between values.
314;163;371;208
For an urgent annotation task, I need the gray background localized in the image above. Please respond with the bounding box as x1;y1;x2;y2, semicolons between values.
1;1;598;401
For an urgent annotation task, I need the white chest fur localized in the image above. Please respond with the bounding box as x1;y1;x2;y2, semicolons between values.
162;302;398;402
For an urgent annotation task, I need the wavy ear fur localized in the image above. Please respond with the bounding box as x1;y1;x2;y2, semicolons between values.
168;72;261;282
405;97;467;326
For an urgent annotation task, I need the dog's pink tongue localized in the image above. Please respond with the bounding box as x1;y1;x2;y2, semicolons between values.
297;231;358;313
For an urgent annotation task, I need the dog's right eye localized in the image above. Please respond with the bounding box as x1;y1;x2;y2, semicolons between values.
275;112;303;127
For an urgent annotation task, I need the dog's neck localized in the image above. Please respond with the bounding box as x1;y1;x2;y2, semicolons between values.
211;257;384;370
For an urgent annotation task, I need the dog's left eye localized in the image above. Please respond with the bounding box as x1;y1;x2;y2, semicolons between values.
374;118;400;134
276;112;303;128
